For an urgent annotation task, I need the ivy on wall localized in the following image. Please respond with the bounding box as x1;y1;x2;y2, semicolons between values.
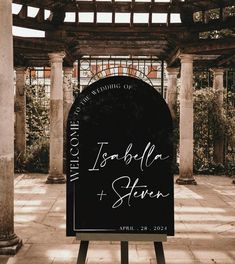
193;89;234;174
15;84;49;173
173;87;235;175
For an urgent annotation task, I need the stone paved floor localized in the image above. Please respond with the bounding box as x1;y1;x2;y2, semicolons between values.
0;174;235;264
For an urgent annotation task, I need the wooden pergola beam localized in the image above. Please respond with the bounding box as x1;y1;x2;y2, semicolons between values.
13;14;235;36
215;54;235;67
11;0;235;69
166;48;181;67
13;14;185;32
189;16;235;33
71;39;170;56
181;38;235;54
13;36;65;51
12;0;235;13
73;47;166;57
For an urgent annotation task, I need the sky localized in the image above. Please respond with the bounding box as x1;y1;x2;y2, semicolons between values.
12;2;181;37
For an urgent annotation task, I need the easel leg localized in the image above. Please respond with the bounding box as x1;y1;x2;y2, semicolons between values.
154;242;165;264
77;240;89;264
120;241;128;264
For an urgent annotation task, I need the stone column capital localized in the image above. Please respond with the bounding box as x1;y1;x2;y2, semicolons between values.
15;67;26;74
210;68;224;76
212;68;224;92
179;54;194;63
166;67;179;77
48;52;65;63
63;67;74;75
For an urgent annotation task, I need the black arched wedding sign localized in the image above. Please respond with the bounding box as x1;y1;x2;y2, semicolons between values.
66;76;174;241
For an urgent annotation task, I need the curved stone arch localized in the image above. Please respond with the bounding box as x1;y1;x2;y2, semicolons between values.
88;66;154;87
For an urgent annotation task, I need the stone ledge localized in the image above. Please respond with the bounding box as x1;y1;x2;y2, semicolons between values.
46;174;66;184
175;177;197;185
0;239;22;255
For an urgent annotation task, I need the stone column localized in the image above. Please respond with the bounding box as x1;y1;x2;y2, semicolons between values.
166;67;179;122
63;67;74;132
166;67;179;171
46;52;66;184
212;68;224;164
15;67;26;158
176;54;197;185
63;67;74;172
0;0;22;254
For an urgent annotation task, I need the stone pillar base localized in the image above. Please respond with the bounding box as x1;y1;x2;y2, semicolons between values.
0;234;22;255
46;174;66;184
176;177;197;185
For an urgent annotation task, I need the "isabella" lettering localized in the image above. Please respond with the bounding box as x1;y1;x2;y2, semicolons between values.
88;141;169;172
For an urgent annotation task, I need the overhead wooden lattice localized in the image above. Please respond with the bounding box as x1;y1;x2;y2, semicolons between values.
12;0;235;68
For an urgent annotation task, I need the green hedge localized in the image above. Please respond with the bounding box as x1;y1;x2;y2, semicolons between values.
15;84;50;173
192;89;234;175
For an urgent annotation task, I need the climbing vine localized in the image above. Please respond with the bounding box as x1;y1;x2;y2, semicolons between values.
15;84;50;173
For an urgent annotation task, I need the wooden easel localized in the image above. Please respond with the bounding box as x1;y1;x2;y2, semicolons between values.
76;233;166;264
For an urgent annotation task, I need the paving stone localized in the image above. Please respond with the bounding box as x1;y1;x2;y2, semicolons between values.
52;258;77;264
190;246;235;264
23;244;79;258
1;174;233;264
3;257;54;264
